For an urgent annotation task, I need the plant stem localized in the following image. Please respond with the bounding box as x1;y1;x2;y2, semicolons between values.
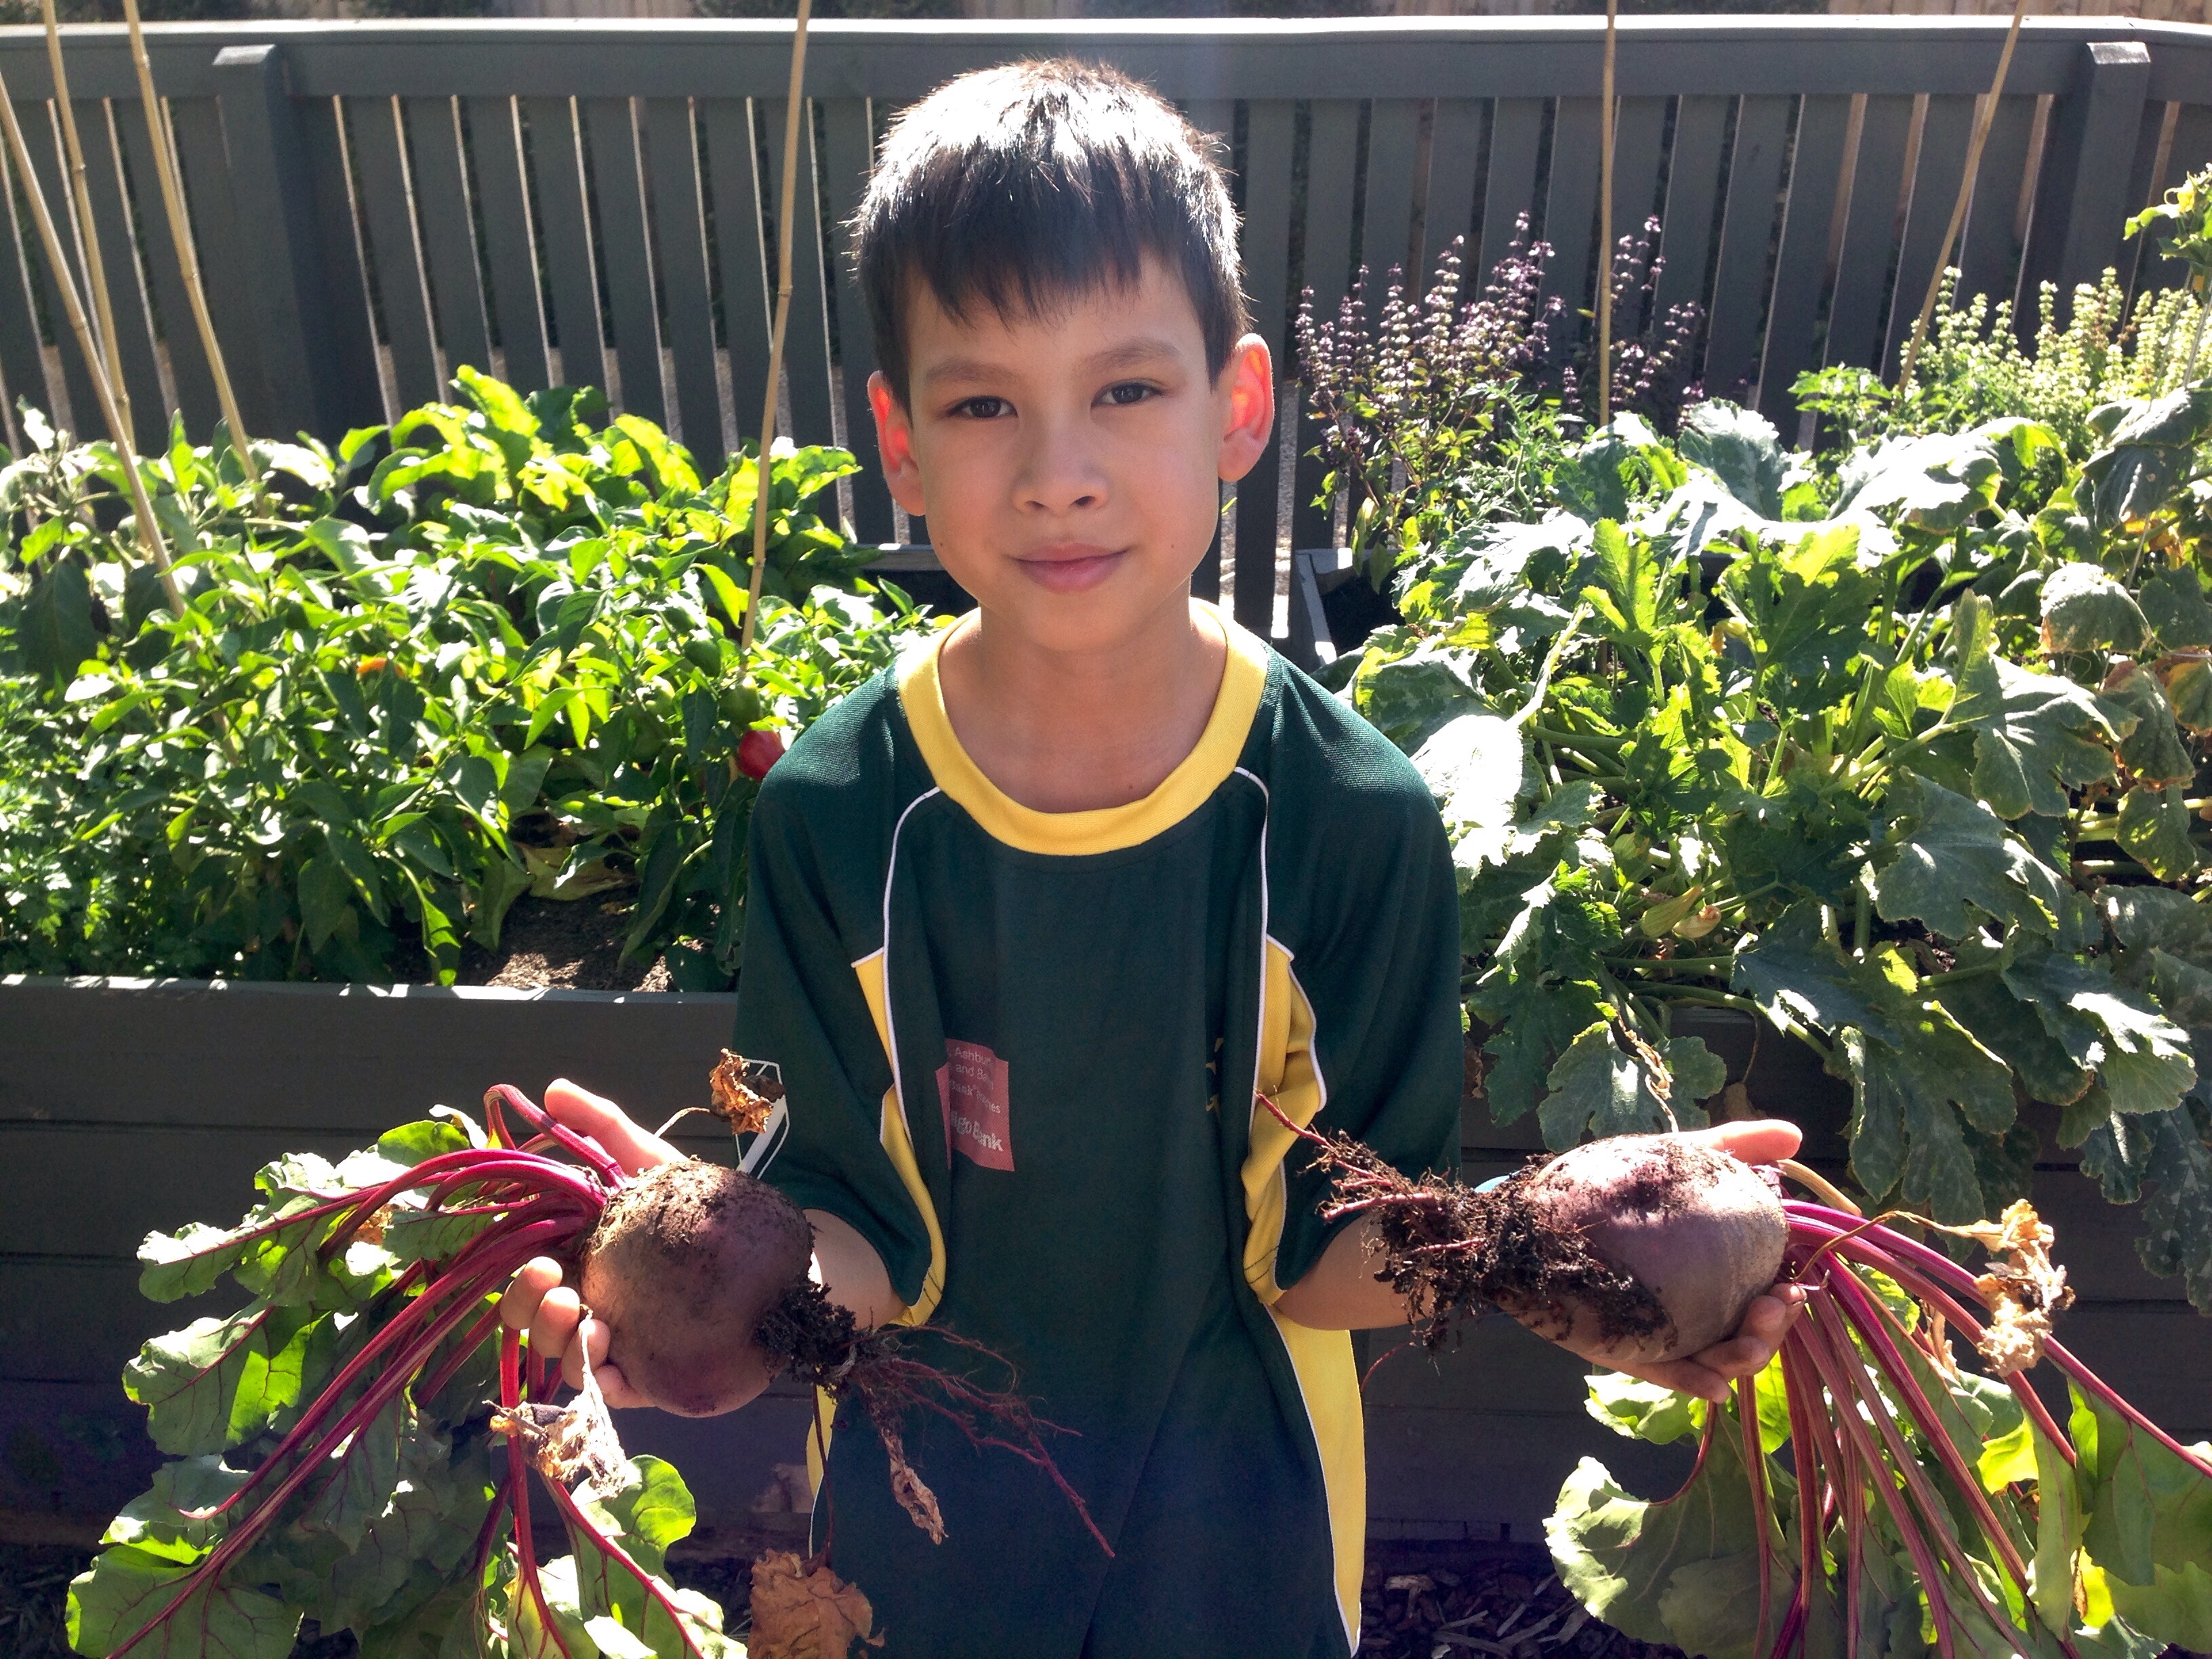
40;0;129;443
740;1;814;653
0;63;180;613
118;0;264;507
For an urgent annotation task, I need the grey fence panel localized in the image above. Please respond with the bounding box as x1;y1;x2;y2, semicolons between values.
1364;98;1420;281
1703;94;1790;403
406;95;493;384
1477;96;1543;279
523;95;605;393
165;96;269;436
1187;98;1233;605
1290;98;1359;557
1758;93;1853;419
18;100;100;436
1886;94;1976;375
349;95;441;411
1654;93;1727;326
1958;92;2038;314
584;98;665;428
73;102;164;451
646;97;722;468
701;97;769;438
1826;94;1914;374
757;97;833;452
1543;96;1604;345
467;94;550;394
1610;96;1668;253
0;147;49;423
1427;98;1482;271
1237;98;1294;638
821;97;887;542
0;17;2205;578
214;45;342;440
295;96;384;433
0;152;45;421
2025;41;2153;315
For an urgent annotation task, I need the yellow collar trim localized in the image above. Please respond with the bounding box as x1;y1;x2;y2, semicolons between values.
896;602;1270;857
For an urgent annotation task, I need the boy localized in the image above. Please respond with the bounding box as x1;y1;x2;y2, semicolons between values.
504;60;1803;1658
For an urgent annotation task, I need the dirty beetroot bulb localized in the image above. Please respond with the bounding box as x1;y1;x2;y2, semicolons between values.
67;1057;1103;1659
1271;1101;2212;1659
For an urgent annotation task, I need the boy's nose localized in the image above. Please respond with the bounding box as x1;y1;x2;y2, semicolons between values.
1012;417;1109;516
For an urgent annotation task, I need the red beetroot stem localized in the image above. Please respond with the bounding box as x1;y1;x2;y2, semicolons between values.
485;1084;625;1185
186;1215;579;1523
502;1330;581;1659
1789;1209;2209;1478
1792;1301;1965;1659
112;1268;514;1659
1821;1268;2035;1597
1809;1300;2028;1652
1736;1373;1777;1659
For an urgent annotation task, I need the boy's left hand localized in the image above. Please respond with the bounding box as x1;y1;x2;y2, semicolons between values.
1560;1118;1809;1404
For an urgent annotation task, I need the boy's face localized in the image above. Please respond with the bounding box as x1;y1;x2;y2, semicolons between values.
868;255;1273;655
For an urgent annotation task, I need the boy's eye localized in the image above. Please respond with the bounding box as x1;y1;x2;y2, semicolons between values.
952;396;1010;420
1102;382;1157;407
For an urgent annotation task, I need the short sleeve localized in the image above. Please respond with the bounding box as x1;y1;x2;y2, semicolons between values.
1269;782;1464;1292
732;779;938;1311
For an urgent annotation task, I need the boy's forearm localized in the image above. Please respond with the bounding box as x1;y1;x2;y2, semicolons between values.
804;1208;902;1330
1270;1217;1414;1331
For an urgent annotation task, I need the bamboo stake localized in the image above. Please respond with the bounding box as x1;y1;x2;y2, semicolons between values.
740;0;813;654
1595;0;1617;429
119;0;264;508
1896;0;2029;392
40;0;128;444
0;62;180;615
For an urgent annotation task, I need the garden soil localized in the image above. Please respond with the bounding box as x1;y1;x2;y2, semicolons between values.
454;895;675;992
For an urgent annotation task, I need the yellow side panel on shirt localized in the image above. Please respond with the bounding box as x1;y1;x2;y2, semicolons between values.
809;950;949;1498
1246;937;1365;1645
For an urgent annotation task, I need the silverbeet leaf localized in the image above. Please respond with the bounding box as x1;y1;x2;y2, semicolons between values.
1547;1423;1788;1659
67;1543;300;1659
2074;1385;2212;1648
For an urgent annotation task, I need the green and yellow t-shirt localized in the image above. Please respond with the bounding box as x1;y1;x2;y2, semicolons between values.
731;603;1461;1659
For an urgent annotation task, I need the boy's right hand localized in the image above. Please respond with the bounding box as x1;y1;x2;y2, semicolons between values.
497;1078;682;1410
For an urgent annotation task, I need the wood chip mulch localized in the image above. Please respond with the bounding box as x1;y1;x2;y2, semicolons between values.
1355;1545;1680;1659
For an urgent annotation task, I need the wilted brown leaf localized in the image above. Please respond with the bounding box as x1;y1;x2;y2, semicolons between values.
748;1552;882;1659
708;1050;779;1135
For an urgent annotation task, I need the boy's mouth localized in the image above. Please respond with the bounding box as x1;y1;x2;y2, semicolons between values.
1014;543;1125;594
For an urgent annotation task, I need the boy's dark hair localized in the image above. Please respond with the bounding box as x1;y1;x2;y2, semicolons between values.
853;59;1248;407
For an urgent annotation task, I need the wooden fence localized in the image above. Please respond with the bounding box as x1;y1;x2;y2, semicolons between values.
0;16;2209;635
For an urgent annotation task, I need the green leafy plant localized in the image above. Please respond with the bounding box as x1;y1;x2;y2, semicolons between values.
1345;390;2212;1308
0;371;942;988
68;1080;1092;1659
1799;268;2205;457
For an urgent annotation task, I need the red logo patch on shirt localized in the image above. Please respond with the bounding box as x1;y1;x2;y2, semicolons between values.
936;1039;1013;1171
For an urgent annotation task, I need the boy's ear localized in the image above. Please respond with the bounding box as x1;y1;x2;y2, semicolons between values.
1216;333;1276;486
868;371;928;518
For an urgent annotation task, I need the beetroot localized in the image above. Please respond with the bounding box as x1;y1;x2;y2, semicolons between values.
1509;1133;1788;1364
580;1160;814;1417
